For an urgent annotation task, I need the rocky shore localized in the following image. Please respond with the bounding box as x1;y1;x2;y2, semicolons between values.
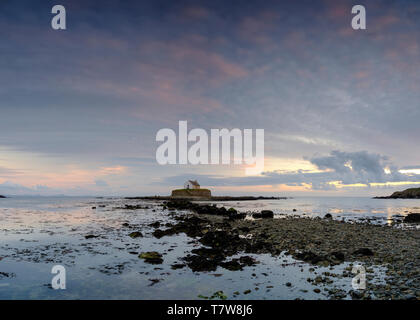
143;200;420;299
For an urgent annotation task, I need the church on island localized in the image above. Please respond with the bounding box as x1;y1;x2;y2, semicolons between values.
184;180;200;190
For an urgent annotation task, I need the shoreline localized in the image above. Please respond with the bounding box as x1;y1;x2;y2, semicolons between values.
144;200;420;299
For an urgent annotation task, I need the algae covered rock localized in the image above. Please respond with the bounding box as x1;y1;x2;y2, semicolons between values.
139;251;163;264
129;231;143;238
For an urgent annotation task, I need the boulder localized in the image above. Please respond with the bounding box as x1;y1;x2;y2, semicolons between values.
404;213;420;223
252;210;274;219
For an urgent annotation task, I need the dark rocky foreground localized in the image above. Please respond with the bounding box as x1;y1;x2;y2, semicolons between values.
141;200;420;299
375;187;420;199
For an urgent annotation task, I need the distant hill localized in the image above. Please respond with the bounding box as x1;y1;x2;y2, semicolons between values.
375;187;420;199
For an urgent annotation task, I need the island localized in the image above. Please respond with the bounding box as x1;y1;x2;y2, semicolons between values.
374;187;420;199
126;179;287;201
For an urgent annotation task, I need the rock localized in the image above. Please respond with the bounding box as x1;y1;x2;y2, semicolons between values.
0;271;15;279
200;230;242;249
148;279;161;286
313;288;321;293
84;234;99;239
0;195;6;198
349;290;363;299
330;251;345;261
220;260;243;271
153;229;168;239
139;252;163;264
228;212;246;220
295;251;326;264
324;213;332;219
228;208;237;214
91;207;96;209
404;213;420;223
238;256;258;266
128;231;143;238
252;210;274;219
261;210;274;218
286;282;292;287
353;248;374;256
293;209;297;212
243;289;251;294
149;221;161;228
183;247;226;272
165;200;244;219
183;254;219;272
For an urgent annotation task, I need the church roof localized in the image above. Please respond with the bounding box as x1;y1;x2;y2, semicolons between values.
188;180;200;186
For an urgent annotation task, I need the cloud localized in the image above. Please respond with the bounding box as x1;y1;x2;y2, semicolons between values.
308;150;392;184
158;150;420;190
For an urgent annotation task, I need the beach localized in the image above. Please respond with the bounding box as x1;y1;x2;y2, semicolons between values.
0;196;419;300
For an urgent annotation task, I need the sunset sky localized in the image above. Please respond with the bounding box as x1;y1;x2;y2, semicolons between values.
0;0;419;196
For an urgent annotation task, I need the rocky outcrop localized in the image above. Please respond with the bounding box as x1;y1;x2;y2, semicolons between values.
375;188;420;199
164;200;246;220
170;188;212;199
0;195;6;198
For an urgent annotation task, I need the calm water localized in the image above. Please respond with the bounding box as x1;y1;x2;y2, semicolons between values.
0;196;418;299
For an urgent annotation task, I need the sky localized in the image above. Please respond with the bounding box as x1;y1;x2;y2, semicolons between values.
0;0;419;196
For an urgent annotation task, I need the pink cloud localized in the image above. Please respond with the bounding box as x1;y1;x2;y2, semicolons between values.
143;41;248;81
